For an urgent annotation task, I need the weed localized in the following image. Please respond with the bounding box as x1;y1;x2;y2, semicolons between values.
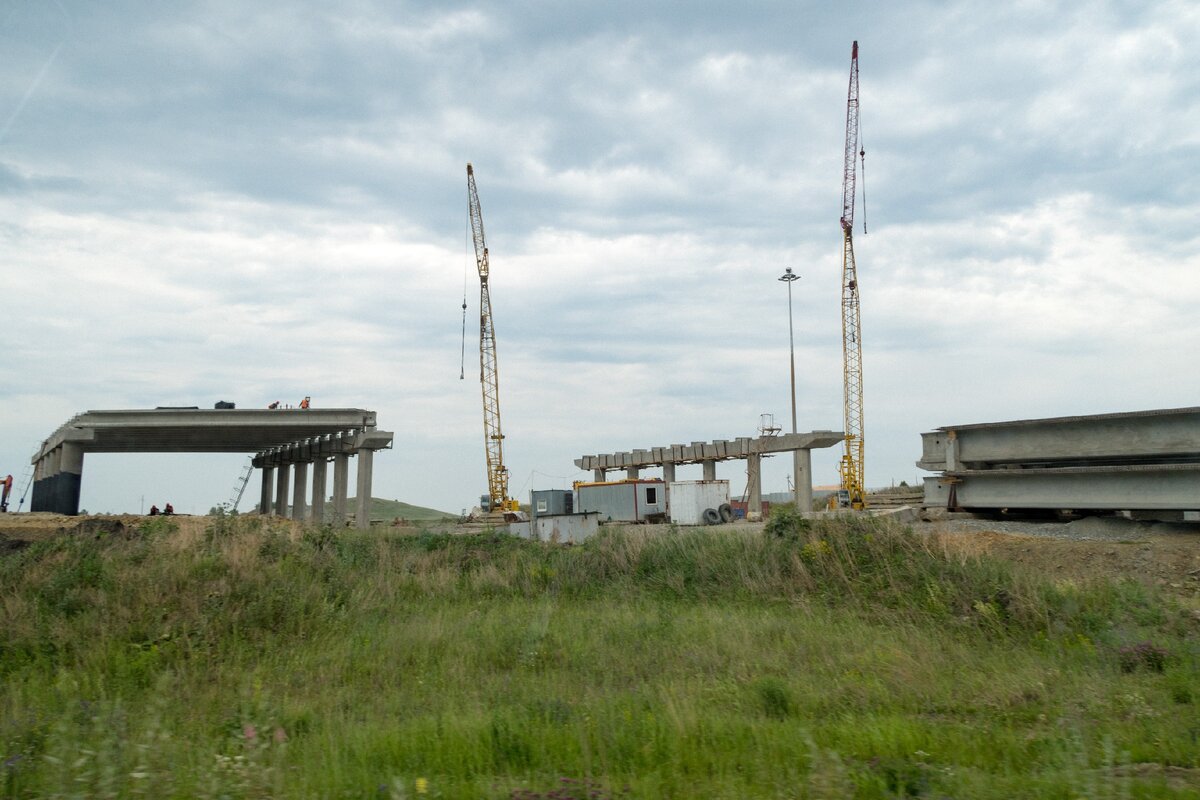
752;676;795;720
1;519;1195;797
1117;642;1169;673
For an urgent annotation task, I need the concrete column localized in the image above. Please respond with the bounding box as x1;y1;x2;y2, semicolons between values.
593;469;606;482
355;449;374;530
795;449;813;512
626;466;639;479
946;432;960;471
332;453;349;525
746;453;763;522
291;461;309;521
56;443;84;515
311;458;328;523
702;460;717;481
275;463;291;517
259;466;274;515
30;457;47;512
662;462;676;484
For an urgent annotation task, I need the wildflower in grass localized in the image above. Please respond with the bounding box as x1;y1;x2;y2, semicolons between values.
416;776;429;794
243;724;257;741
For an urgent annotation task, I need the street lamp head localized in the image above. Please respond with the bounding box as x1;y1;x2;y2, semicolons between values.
778;268;800;283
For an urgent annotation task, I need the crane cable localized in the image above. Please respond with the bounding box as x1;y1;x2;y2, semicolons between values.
858;108;868;235
460;217;469;380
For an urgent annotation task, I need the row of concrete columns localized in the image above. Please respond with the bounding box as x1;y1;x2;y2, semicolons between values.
258;448;375;529
597;448;814;519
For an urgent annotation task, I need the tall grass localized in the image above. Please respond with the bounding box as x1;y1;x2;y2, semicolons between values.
1;514;1197;798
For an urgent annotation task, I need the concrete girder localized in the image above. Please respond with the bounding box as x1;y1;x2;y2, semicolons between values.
917;406;1200;472
923;464;1200;511
574;431;842;472
35;408;379;459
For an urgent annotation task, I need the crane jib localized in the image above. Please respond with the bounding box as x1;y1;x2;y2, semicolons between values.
466;164;516;513
838;41;867;510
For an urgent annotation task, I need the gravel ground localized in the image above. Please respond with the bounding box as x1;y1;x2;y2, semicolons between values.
915;513;1200;542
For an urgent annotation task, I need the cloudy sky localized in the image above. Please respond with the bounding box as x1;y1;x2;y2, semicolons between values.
3;1;1198;515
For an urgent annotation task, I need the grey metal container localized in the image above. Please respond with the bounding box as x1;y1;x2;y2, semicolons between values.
575;479;666;522
530;489;573;522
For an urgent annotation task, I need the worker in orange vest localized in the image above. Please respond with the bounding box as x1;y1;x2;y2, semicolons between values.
1;474;12;512
299;396;311;409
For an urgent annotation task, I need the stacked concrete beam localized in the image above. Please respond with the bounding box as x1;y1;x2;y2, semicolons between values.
575;430;843;519
919;407;1200;515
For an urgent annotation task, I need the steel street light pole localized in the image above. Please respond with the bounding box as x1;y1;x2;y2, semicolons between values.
778;268;804;509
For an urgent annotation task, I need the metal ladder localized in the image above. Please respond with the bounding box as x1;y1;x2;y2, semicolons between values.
14;458;35;511
225;457;254;512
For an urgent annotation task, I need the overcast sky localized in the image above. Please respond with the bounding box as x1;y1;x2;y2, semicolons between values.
3;1;1198;515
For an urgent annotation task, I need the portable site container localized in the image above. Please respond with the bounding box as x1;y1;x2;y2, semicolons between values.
667;480;731;525
509;512;600;543
530;489;573;521
574;479;667;522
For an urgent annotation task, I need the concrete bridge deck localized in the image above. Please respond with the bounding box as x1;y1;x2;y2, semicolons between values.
31;408;392;526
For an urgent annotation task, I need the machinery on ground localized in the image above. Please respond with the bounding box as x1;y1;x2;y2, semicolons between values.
466;164;520;514
837;41;868;510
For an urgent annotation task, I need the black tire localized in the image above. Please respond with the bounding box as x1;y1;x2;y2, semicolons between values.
702;508;721;525
718;503;734;523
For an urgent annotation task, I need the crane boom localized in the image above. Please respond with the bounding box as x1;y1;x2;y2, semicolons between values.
839;41;867;509
467;164;517;513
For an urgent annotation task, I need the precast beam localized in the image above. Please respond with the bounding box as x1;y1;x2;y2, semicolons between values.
35;408;379;458
924;464;1200;511
918;407;1200;472
574;430;843;471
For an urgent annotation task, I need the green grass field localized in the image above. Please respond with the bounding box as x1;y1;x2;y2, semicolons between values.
1;511;1197;798
356;496;459;523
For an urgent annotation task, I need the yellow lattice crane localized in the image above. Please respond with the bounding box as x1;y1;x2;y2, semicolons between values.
466;164;520;514
837;42;867;510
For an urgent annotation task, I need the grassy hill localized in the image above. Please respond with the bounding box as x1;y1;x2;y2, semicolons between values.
352;496;458;523
1;512;1197;798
